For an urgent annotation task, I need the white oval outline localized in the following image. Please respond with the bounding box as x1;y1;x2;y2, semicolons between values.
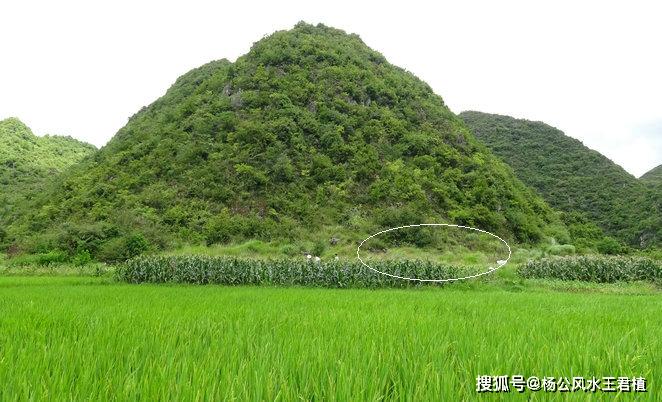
356;223;511;282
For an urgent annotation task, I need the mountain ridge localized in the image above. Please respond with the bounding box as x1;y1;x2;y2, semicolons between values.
460;110;660;248
641;164;662;183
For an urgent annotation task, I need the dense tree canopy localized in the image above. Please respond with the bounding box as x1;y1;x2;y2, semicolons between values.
0;118;96;244
641;164;662;184
5;23;564;260
460;111;660;249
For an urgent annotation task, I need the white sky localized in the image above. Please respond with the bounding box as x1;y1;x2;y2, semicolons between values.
1;0;660;177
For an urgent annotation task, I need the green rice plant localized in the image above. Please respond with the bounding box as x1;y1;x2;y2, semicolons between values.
0;262;113;277
0;277;659;401
117;255;480;287
517;256;661;283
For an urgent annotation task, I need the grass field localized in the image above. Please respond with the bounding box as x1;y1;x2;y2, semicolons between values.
0;276;659;400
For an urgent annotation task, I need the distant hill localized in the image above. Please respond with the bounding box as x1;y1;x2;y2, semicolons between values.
6;23;564;261
460;111;660;248
0;118;96;245
641;164;662;184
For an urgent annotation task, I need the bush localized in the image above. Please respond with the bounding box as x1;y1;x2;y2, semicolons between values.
125;234;149;257
204;213;282;246
97;234;150;263
204;213;234;245
596;237;625;255
517;256;661;283
377;207;434;247
544;223;571;245
117;256;477;288
73;250;92;267
312;240;326;257
55;223;108;255
7;249;69;267
37;250;69;265
547;244;576;256
279;244;298;257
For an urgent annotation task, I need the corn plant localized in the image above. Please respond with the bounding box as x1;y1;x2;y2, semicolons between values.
117;256;479;288
517;256;661;283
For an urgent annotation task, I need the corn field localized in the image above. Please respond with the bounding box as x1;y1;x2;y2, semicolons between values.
116;256;479;287
517;256;661;283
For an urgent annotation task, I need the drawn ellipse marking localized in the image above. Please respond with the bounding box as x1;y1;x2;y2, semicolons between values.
356;223;511;283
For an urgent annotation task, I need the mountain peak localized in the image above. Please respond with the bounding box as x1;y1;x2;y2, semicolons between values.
0;117;36;142
241;22;388;72
641;164;662;183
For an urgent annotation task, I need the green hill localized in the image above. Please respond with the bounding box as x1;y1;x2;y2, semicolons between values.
0;118;96;246
7;23;565;261
641;164;662;184
459;111;660;249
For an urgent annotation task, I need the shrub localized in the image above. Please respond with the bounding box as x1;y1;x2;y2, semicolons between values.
97;234;150;263
73;250;92;267
125;234;149;257
517;256;661;283
596;237;624;255
55;223;108;255
204;213;282;246
376;207;434;247
547;244;576;256
279;244;298;257
204;213;234;245
37;250;68;265
312;240;326;257
7;249;69;267
544;223;571;245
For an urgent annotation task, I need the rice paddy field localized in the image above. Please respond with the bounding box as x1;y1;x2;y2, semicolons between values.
0;276;659;401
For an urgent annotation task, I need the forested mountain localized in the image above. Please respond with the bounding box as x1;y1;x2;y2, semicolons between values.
641;164;662;184
0;118;96;245
5;23;565;261
460;111;660;249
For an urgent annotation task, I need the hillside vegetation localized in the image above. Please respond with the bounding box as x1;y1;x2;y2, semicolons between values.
0;118;96;245
6;23;564;261
641;164;662;184
460;111;660;249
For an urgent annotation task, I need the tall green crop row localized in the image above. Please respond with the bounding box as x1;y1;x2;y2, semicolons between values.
517;256;661;283
117;256;477;287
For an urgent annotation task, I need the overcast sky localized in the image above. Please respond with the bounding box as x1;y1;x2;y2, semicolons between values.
1;0;660;177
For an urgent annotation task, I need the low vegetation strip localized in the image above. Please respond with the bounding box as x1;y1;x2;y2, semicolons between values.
117;255;477;287
517;256;661;283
